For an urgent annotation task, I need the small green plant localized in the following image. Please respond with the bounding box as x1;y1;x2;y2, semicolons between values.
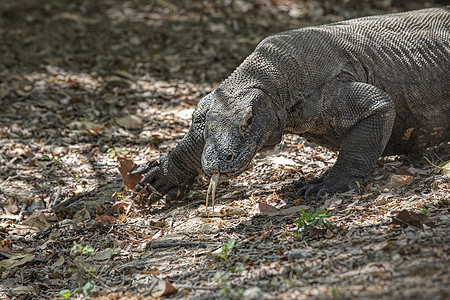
215;239;236;260
41;153;63;164
107;147;129;159
294;209;332;237
64;242;120;297
39;151;65;173
424;157;450;175
212;271;243;300
59;289;70;298
420;206;428;214
220;285;244;300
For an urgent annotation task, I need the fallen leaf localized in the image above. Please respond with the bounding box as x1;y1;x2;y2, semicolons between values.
381;174;413;190
87;249;111;261
0;253;35;272
152;229;164;240
256;205;310;217
93;215;116;227
12;285;34;295
68;121;104;131
6;224;42;235
256;203;279;213
115;115;143;130
2;198;19;215
260;156;298;166
438;160;450;175
198;205;247;217
319;196;342;210
147;273;177;297
118;157;142;190
397;166;414;177
72;208;91;228
51;256;65;269
21;211;50;231
391;210;437;229
260;228;274;241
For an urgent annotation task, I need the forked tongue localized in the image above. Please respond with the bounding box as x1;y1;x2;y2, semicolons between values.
206;173;220;217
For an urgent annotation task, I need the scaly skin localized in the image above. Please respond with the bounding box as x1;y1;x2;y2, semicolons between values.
132;7;450;201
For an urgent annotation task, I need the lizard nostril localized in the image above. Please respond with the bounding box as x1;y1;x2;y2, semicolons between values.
226;152;233;161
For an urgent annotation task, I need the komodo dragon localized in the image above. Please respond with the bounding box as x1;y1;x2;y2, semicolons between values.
132;7;450;201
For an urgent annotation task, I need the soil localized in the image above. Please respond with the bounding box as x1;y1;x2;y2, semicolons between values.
0;0;449;299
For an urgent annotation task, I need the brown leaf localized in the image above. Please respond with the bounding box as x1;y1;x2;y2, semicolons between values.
115;115;143;130
110;202;130;214
381;174;413;190
118;157;142;190
0;253;35;271
147;273;177;297
257;203;279;213
260;228;274;241
257;204;310;216
391;210;437;229
93;215;116;227
22;211;50;231
397;166;414;177
72;208;91;227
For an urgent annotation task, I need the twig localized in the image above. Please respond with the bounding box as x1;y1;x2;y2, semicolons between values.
115;223;165;230
147;241;220;249
0;174;20;188
142;279;159;297
17;201;27;223
49;187;62;208
175;284;219;290
52;187;97;210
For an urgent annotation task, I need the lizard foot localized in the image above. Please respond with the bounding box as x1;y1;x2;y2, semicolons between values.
129;156;187;201
296;176;358;200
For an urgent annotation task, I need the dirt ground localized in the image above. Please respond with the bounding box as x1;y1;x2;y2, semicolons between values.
0;0;449;299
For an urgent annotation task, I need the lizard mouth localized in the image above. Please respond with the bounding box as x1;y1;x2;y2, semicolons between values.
216;161;252;180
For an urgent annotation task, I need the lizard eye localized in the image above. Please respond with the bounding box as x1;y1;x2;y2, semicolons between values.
246;116;253;126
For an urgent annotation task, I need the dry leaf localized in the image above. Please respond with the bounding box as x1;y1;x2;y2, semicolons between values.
87;249;112;261
391;210;436;229
256;204;310;216
118;157;142;190
198;205;247;217
397;166;414;177
257;203;279;213
22;211;50;231
6;224;42;235
72;208;91;228
0;253;35;272
93;215;116;227
320;196;342;210
260;156;298;166
147;273;177;297
12;285;34;295
51;256;65;269
260;228;274;241
115;115;143;130
382;174;413;190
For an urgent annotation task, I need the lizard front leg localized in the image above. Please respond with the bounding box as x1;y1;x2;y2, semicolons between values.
297;82;396;200
131;93;213;201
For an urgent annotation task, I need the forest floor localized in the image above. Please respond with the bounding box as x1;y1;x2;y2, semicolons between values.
0;0;449;299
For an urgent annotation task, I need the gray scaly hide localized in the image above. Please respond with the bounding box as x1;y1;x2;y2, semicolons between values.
132;7;450;200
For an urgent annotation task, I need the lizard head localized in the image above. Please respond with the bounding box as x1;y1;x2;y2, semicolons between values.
201;88;280;179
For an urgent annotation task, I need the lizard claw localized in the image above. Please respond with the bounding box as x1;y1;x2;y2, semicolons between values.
129;159;159;175
129;155;189;201
296;176;356;200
